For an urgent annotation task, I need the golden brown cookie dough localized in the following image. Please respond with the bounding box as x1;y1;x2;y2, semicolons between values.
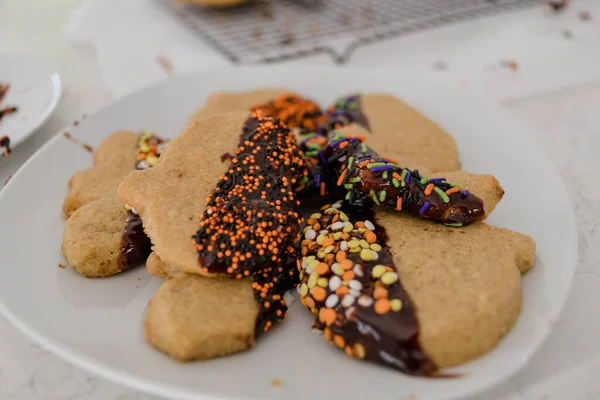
145;273;258;362
63;131;139;217
188;89;292;126
62;131;141;277
118;112;251;276
376;211;535;368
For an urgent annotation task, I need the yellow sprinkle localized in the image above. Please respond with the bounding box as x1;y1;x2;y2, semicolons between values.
146;155;159;166
339;212;349;222
310;213;322;219
333;264;345;276
370;243;382;252
381;271;398;285
347;240;360;249
343;223;354;233
307;273;318;288
333;232;342;240
372;265;387;278
360;249;374;261
359;240;370;249
353;343;366;359
317;277;329;287
316;234;327;245
323;245;335;254
390;299;403;312
124;204;132;210
349;247;361;254
302;226;313;234
317;250;326;259
139;142;150;153
305;255;316;262
299;270;304;280
299;283;308;297
357;228;367;233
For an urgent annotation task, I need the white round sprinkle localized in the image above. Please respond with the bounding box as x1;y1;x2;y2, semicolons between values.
329;275;342;291
358;296;374;307
364;220;375;231
137;160;150;169
130;207;138;215
372;251;379;261
305;266;313;274
206;207;213;215
325;294;339;308
343;221;352;226
340;241;348;251
283;291;296;306
311;327;324;335
342;294;356;307
320;230;329;235
305;230;316;240
157;142;169;154
349;289;361;298
349;280;363;291
332;201;343;209
353;265;363;277
331;221;345;231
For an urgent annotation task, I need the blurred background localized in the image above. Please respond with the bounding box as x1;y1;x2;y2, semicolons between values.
1;1;600;399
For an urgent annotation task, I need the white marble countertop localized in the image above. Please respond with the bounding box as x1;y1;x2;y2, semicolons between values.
1;1;600;399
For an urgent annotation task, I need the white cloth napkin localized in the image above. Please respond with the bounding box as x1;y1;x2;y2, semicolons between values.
65;0;600;101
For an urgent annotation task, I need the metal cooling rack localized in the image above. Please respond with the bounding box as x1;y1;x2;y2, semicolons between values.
160;0;541;64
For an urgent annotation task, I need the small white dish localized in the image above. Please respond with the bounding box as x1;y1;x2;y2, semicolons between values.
0;67;576;400
0;53;61;149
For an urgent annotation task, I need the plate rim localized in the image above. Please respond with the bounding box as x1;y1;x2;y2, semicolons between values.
0;67;579;400
0;52;63;149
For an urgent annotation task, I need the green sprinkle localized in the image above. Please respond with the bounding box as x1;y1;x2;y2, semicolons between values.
379;191;387;202
366;162;386;169
299;176;309;185
401;169;407;181
382;171;389;179
344;183;354;190
305;151;318;157
442;181;459;187
345;191;352;200
392;178;400;188
349;177;361;183
304;133;316;139
333;132;346;141
401;179;406;188
361;143;368;153
434;187;450;203
385;163;401;169
420;176;429;184
348;102;358;110
444;222;463;227
307;143;321;149
347;156;354;169
370;190;381;205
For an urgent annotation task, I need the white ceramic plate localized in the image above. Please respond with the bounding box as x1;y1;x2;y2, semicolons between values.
0;68;576;400
0;53;61;149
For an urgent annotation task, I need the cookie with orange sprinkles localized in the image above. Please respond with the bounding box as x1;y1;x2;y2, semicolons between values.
62;131;168;277
119;111;307;359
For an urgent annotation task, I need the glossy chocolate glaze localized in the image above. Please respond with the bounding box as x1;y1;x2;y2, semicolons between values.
121;211;152;267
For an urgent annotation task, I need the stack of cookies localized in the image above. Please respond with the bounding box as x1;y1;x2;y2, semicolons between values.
61;89;535;376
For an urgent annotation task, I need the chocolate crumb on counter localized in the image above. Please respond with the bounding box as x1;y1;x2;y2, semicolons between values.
579;10;591;21
1;135;11;157
58;263;66;269
271;378;283;387
545;0;569;12
500;59;519;72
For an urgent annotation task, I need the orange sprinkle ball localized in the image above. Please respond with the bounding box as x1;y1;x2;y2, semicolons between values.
193;111;308;335
297;203;407;364
250;94;327;133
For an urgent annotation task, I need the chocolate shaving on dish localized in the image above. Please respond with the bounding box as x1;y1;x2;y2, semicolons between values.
193;111;307;335
121;132;169;267
1;135;11;157
0;84;18;127
298;201;437;375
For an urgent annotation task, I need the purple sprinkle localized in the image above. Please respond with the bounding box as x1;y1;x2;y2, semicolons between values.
350;137;358;143
316;174;322;187
318;151;328;166
329;138;347;148
419;201;431;215
358;156;371;161
316;126;325;135
405;170;412;184
429;178;446;183
370;166;394;173
463;190;469;196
